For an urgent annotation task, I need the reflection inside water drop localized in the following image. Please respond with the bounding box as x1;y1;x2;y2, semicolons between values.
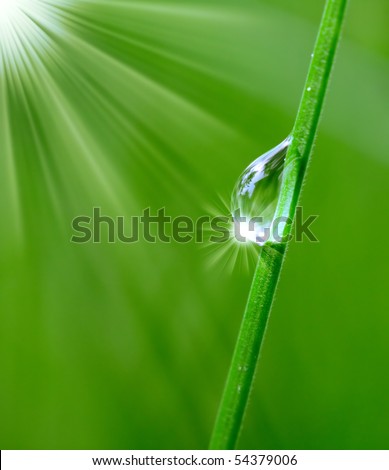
231;137;291;245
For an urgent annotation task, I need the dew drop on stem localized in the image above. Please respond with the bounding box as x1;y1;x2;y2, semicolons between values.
231;137;291;245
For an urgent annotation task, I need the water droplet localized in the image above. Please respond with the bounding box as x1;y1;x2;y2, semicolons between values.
307;86;312;92
231;137;291;245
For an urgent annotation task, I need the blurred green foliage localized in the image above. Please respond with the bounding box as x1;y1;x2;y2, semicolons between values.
0;0;388;449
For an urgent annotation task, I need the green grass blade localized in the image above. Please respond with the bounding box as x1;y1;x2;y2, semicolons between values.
210;243;286;450
209;0;348;450
275;0;349;227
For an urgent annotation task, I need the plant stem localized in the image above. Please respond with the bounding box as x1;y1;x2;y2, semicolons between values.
209;0;348;450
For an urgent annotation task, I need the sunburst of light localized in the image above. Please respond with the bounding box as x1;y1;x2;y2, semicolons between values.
201;194;260;274
0;0;244;256
0;0;71;74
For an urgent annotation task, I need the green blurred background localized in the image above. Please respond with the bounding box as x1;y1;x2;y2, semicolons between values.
1;0;388;449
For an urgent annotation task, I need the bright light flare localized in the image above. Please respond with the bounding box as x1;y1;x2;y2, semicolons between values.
0;0;68;74
0;0;23;21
